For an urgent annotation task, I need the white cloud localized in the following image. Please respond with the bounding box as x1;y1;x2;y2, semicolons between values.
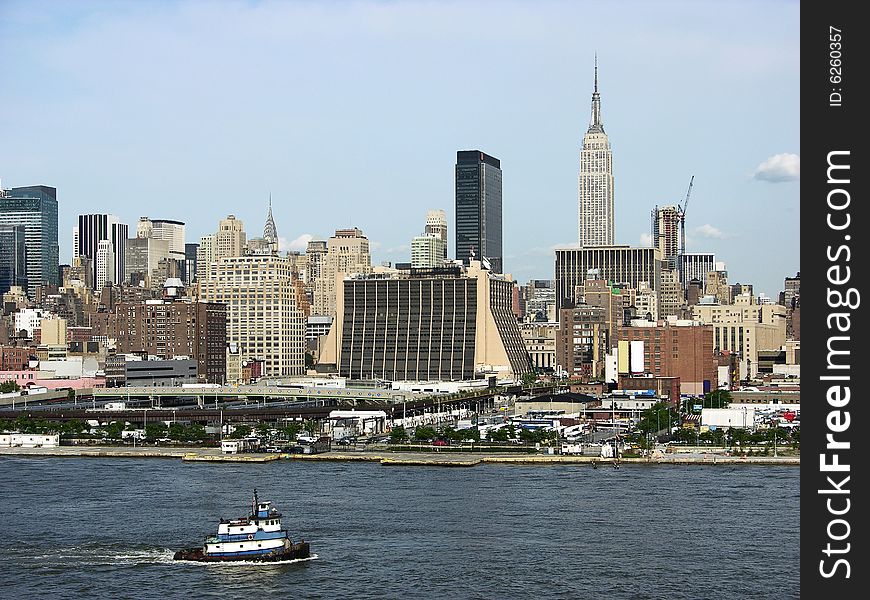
753;153;800;182
282;234;313;252
639;232;653;247
693;224;730;239
382;244;409;255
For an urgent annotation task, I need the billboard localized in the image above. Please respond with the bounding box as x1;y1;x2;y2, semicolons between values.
617;340;630;374
630;340;645;374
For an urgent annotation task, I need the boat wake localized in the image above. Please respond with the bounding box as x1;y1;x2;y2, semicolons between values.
192;554;320;568
26;546;177;566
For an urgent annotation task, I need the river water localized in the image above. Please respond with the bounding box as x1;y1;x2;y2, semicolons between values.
0;457;799;599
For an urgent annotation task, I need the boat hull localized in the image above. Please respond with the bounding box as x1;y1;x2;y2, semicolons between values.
173;541;310;563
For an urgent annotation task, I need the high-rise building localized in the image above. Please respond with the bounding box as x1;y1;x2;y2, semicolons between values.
183;243;198;285
0;185;59;297
95;239;115;290
195;234;215;282
783;271;800;309
322;261;531;381
114;299;227;383
76;213;128;288
313;228;371;317
0;225;27;295
215;214;246;258
658;269;684;318
556;304;608;379
455;150;502;273
200;254;305;377
264;198;278;251
555;246;663;316
651;205;680;269
578;58;615;247
679;253;715;291
140;218;185;262
425;209;448;261
705;264;729;303
195;214;246;285
410;234;443;269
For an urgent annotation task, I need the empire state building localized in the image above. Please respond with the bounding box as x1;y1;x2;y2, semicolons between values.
577;57;615;247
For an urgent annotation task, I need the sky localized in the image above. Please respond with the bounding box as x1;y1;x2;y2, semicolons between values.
0;0;799;298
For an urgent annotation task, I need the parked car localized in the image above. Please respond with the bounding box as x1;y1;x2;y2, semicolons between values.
432;439;448;447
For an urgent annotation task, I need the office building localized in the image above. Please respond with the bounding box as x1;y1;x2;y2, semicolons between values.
410;234;444;269
455;150;502;273
76;213;128;288
578;58;615;247
616;319;718;395
520;322;557;373
691;294;787;378
313;228;371;317
323;262;531;381
195;214;247;284
556;304;608;379
555;246;663;315
95;239;115;290
0;185;59;297
114;299;226;383
200;254;305;377
425;209;448;261
183;243;198;285
679;253;715;291
0;225;27;295
125;237;171;288
783;271;800;309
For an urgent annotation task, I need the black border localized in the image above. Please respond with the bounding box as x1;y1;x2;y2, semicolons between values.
801;3;867;596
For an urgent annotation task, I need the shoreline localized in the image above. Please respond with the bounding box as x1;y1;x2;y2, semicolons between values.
0;446;800;466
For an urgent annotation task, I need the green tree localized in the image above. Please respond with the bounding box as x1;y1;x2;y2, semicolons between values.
636;402;679;437
0;380;20;393
281;422;303;440
103;421;124;440
457;427;480;442
702;389;733;409
729;427;750;447
145;422;167;440
168;422;187;441
229;424;252;439
522;372;537;387
414;425;437;441
389;425;408;444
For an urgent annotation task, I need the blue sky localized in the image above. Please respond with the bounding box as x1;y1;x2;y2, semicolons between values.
0;0;799;297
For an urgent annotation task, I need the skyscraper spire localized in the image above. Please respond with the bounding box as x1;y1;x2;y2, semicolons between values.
577;53;614;247
588;54;604;134
264;194;278;246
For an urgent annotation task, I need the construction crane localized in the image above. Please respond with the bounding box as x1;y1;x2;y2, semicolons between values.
678;175;694;256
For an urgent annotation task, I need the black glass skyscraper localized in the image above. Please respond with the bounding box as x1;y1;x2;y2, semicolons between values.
455;150;503;274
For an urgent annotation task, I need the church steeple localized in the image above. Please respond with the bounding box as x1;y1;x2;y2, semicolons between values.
264;194;278;248
588;54;605;134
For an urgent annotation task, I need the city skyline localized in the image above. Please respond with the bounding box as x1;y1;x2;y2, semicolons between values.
0;1;799;296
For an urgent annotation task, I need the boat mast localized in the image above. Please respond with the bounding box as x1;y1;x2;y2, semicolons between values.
252;488;258;517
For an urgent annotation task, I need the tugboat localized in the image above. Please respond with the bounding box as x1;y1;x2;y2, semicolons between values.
174;490;310;563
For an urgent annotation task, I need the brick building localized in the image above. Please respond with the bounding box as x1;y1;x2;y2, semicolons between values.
114;300;226;383
616;321;717;395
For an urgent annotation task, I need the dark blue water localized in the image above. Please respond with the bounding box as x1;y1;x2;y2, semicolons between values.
0;457;799;599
